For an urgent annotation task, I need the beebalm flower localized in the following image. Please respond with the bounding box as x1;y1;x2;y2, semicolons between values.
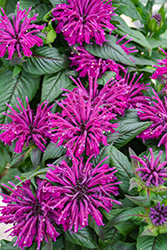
149;202;167;226
121;72;150;109
152;48;167;80
0;2;44;59
131;148;167;187
70;46;125;80
46;157;121;232
116;34;138;62
52;0;116;46
0;178;60;250
0;97;53;153
51;88;118;157
66;75;128;116
137;89;167;150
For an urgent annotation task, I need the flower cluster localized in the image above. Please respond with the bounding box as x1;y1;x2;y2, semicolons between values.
0;2;44;59
0;178;60;250
131;148;167;187
46;157;121;232
0;97;53;153
137;89;167;150
149;202;167;226
52;0;116;46
70;46;125;79
50;84;118;157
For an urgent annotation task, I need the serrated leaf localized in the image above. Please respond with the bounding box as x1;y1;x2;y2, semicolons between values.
0;69;40;124
110;146;132;192
85;35;134;66
42;143;66;165
106;207;146;228
64;227;98;249
97;71;116;85
113;109;152;148
22;47;69;76
137;226;167;250
41;70;73;103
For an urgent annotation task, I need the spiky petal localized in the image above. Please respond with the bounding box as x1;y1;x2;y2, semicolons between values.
46;157;121;232
52;0;116;46
50;85;118;157
0;97;53;153
131;148;167;187
0;2;44;59
0;178;60;250
149;202;167;226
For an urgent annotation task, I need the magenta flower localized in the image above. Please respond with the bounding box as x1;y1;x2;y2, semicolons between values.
51;87;118;157
152;48;167;80
0;178;60;250
0;97;53;153
0;2;44;59
70;46;125;80
137;89;167;150
67;75;128;116
46;157;121;232
131;148;167;187
52;0;116;46
149;202;167;226
116;34;138;61
121;72;150;109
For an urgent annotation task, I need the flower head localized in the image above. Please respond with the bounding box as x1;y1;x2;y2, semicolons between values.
52;0;116;46
0;178;60;250
137;89;167;150
0;97;53;153
152;48;167;80
70;46;125;79
51;85;118;157
46;157;121;232
131;148;167;187
149;202;167;226
0;2;44;59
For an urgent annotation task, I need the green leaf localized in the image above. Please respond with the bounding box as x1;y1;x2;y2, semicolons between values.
115;221;136;237
49;0;66;6
85;35;134;66
110;146;132;192
22;47;69;76
5;0;17;14
0;0;7;10
0;238;18;250
108;241;136;250
137;226;167;250
52;236;64;250
13;65;22;78
30;148;42;168
19;0;52;22
106;207;146;228
64;227;99;249
116;0;140;20
130;55;154;65
41;70;73;103
0;69;40;124
0;142;11;174
0;168;21;190
113;109;152;149
113;15;151;49
42;143;66;165
97;71;116;85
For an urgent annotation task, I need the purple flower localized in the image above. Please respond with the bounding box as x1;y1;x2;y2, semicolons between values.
149;202;167;226
0;97;53;153
0;178;60;250
137;89;167;150
46;157;121;232
131;148;167;187
67;75;128;116
122;72;150;109
152;48;167;80
70;46;125;80
116;34;138;62
0;2;44;59
51;86;118;157
52;0;116;46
